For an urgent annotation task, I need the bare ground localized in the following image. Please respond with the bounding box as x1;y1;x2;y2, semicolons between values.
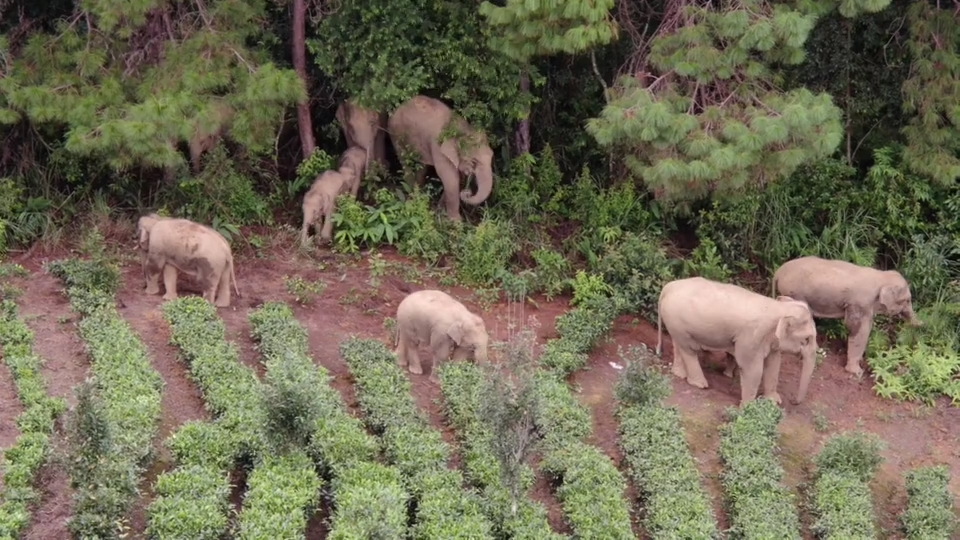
2;233;958;539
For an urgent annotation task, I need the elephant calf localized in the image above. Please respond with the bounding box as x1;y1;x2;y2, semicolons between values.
772;256;920;377
656;277;819;406
136;213;240;307
394;289;489;382
300;146;366;245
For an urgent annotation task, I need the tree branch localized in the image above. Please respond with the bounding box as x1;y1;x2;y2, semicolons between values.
591;51;610;103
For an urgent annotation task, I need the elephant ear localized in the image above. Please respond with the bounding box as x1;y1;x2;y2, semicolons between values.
439;138;461;170
774;315;799;343
446;321;465;346
878;284;904;311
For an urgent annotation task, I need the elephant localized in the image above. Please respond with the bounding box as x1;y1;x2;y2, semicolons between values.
299;146;365;244
772;256;921;377
394;289;490;382
656;277;819;406
387;95;494;222
161;101;234;182
137;214;240;307
335;99;388;170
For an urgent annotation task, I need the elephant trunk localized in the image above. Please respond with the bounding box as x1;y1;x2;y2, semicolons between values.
794;347;816;404
460;162;493;205
904;306;922;326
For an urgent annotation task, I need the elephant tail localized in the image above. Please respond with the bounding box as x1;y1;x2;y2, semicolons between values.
230;258;241;298
655;295;664;357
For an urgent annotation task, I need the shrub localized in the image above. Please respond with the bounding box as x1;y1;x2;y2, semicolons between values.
718;398;802;540
327;462;410;539
339;337;494;539
901;465;956;540
236;452;322;540
531;371;634;539
593;231;674;319
0;299;67;538
147;297;267;540
614;348;719;538
47;258;163;539
810;431;884;539
439;361;564;540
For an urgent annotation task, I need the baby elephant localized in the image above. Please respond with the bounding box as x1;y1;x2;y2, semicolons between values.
300;146;366;244
137;213;240;307
394;289;489;382
656;277;818;406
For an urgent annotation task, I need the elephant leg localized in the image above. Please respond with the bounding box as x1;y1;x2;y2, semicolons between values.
451;346;470;362
300;219;310;244
429;339;454;383
672;342;709;389
319;213;335;242
395;331;410;368
723;354;738;378
738;357;764;406
214;268;231;307
403;334;424;375
414;167;427;188
161;265;179;301
761;351;783;405
432;158;463;221
144;256;163;295
844;307;873;376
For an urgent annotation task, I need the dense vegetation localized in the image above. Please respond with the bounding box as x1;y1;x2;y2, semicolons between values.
0;0;958;538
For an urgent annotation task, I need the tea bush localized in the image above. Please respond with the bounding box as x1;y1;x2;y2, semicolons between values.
47;258;163;539
718;398;802;539
339;338;494;539
810;431;885;539
0;299;67;538
901;465;956;539
247;302;407;540
532;372;634;539
614;348;719;539
147;297;267;540
438;362;566;540
236;452;321;540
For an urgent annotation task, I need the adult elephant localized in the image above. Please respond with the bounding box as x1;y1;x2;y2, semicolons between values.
387;95;494;222
137;214;240;307
656;277;819;406
772;256;921;377
394;289;489;382
335;99;387;170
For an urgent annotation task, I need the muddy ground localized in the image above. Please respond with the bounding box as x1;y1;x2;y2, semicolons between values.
2;228;958;540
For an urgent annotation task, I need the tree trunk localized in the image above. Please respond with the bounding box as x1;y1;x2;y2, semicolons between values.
514;70;530;156
292;0;315;158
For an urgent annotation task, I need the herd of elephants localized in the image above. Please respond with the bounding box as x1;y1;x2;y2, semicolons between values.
135;95;922;409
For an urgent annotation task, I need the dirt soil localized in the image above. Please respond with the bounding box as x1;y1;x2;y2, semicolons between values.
3;232;959;540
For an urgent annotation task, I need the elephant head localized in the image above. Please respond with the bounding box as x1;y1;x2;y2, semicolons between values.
137;213;163;251
335;100;387;170
439;125;494;207
447;312;489;364
773;296;819;404
187;101;234;173
337;146;368;198
876;271;920;325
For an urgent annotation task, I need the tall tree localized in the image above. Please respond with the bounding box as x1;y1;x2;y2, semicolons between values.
291;0;316;158
586;0;891;203
480;0;619;155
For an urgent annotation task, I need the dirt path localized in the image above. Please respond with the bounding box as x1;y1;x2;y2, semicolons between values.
9;261;90;540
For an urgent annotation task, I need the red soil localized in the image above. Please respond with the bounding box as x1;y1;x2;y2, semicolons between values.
2;232;958;540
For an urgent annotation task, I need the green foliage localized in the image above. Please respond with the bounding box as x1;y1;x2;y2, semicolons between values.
339;338;494;539
327;462;410;540
283;275;327;306
810;431;885;539
718;398;802;540
48;257;163;540
236;452;321;540
147;296;268;540
614;346;719;538
901;465;956;540
439;361;564;539
456;218;518;286
0;299;67;538
593;231;674;319
168;145;271;227
480;0;618;62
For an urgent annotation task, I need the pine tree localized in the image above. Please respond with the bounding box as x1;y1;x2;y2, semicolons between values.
900;2;960;184
586;0;891;201
0;0;305;173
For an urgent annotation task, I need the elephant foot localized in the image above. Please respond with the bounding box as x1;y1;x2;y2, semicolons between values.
162;292;178;301
845;362;864;377
686;376;709;389
765;392;783;405
723;366;737;378
408;364;423;375
395;352;408;368
671;362;688;380
215;298;230;308
428;373;440;384
145;285;161;295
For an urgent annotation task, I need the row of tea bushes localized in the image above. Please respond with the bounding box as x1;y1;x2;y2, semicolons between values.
339;338;494;539
531;295;635;538
236;453;321;539
46;259;163;539
147;296;268;539
810;431;884;539
438;361;567;540
901;465;956;539
0;299;66;537
717;398;802;539
613;354;719;539
246;303;405;538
